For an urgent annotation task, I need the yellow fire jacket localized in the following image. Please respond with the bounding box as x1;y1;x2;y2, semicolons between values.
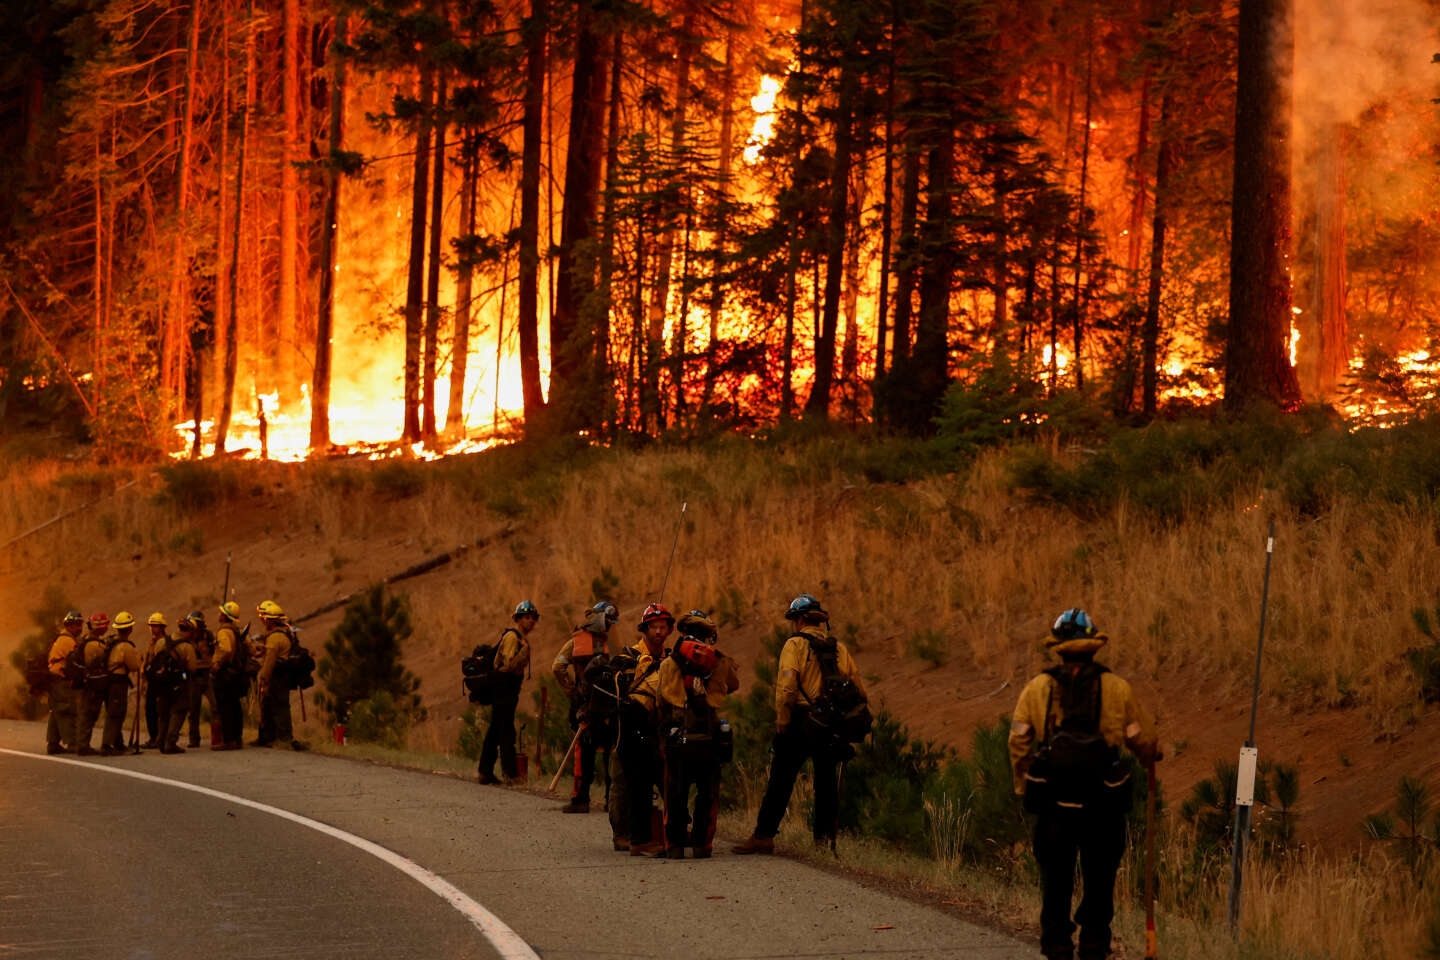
1007;640;1158;796
48;633;78;677
212;626;240;673
774;624;866;732
257;629;291;688
495;627;530;675
107;638;141;677
83;636;109;670
551;629;609;700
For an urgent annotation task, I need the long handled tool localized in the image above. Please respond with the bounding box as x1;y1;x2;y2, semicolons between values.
656;499;687;605
222;551;232;601
1145;760;1159;959
129;672;145;754
548;727;582;793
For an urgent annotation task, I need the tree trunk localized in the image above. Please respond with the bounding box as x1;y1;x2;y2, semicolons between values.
517;0;547;424
890;142;921;365
806;56;852;421
402;65;434;442
596;33;624;432
781;240;798;420
914;128;952;425
310;14;345;453
990;163;1009;359
1141;87;1174;419
422;71;447;442
165;0;202;413
216;0;254;457
1309;123;1348;397
446;139;477;437
700;33;734;416
841;161;865;391
280;0;300;402
551;3;608;431
1225;0;1302;411
1071;36;1094;393
1128;65;1152;280
875;1;900;381
645;12;696;428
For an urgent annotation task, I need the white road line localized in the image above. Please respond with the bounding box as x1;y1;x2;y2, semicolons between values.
0;748;540;960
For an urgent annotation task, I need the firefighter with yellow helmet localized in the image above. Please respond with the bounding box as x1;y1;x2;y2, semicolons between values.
139;612;168;748
44;610;85;754
100;612;141;754
254;600;302;749
211;601;248;750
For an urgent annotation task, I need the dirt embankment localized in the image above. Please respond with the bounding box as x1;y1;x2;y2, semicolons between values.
2;448;1436;850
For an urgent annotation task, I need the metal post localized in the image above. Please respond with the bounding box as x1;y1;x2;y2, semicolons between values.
1228;521;1275;935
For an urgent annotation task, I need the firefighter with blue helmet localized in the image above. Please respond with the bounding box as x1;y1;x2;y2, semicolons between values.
478;601;536;784
1008;608;1160;960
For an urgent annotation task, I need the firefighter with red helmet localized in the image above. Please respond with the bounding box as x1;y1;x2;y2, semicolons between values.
658;611;739;859
614;603;674;855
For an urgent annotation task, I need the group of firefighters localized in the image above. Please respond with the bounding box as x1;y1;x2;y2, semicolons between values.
35;586;1158;960
37;600;309;757
475;594;1159;960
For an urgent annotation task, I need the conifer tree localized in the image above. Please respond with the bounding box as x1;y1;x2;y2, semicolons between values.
317;584;423;725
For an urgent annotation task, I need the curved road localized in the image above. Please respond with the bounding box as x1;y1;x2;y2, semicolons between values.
0;721;1028;959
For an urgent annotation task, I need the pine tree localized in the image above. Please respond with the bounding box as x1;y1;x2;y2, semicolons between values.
316;584;423;725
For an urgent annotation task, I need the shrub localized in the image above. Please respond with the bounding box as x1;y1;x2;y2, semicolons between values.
1409;604;1440;703
906;629;950;668
369;462;427;499
1365;775;1439;876
5;586;73;719
526;675;573;775
345;691;411;748
590;567;621;605
316;585;423;726
156;461;242;511
457;707;484;761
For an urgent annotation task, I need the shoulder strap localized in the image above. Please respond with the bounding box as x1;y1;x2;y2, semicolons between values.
1043;662;1109;734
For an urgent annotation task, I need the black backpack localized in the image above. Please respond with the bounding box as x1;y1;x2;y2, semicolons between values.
1023;661;1131;815
799;636;873;744
146;641;185;690
283;629;316;690
83;640;112;693
461;641;500;705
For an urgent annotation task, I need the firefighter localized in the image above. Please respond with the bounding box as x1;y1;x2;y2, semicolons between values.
211;602;247;750
140;613;167;749
74;612;111;755
254;601;300;749
551;602;617;813
478;601;536;784
614;604;674;855
157;616;199;754
658;611;738;859
734;594;867;855
45;610;85;754
183;611;217;747
1008;608;1160;960
99;612;140;754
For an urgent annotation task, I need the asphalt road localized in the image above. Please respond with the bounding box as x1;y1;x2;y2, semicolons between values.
0;720;1030;960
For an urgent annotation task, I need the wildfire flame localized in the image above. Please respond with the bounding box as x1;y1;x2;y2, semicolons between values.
744;76;781;165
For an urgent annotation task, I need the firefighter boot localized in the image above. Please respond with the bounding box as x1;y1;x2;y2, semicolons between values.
732;835;774;855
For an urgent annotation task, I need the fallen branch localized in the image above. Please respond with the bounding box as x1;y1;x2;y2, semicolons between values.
291;524;516;625
0;478;138;552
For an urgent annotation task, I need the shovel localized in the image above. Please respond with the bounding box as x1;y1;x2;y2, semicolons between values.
1145;760;1159;959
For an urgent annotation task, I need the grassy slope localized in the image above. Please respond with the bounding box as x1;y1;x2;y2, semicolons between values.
2;434;1438;851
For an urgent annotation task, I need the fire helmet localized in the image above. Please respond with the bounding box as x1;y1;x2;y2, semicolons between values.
187;610;206;627
591;601;619;627
1050;608;1098;642
784;594;827;622
112;611;136;630
639;603;674;629
218;601;241;621
63;610;83;624
513;600;540;621
257;600;285;620
677;610;717;642
88;612;110;632
147;612;167;627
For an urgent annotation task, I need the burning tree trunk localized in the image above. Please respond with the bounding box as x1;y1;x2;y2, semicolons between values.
402;65;434;442
1142;85;1175;419
165;0;202;413
890;143;921;367
216;0;255;457
1225;0;1302;412
807;41;853;421
422;71;448;442
551;3;607;432
280;0;300;401
645;12;696;430
1071;36;1094;393
596;34;624;432
701;33;734;416
310;14;346;453
517;0;547;425
874;0;901;381
445;139;477;438
1309;124;1348;397
913;127;952;426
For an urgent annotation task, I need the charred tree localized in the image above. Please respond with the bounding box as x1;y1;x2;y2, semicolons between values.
517;0;547;425
596;33;624;431
422;71;447;442
280;0;300;401
1141;85;1174;419
806;32;855;420
1225;0;1302;411
551;2;607;431
402;65;434;441
913;125;953;428
216;0;255;457
1309;124;1348;397
310;14;346;453
445;139;477;438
